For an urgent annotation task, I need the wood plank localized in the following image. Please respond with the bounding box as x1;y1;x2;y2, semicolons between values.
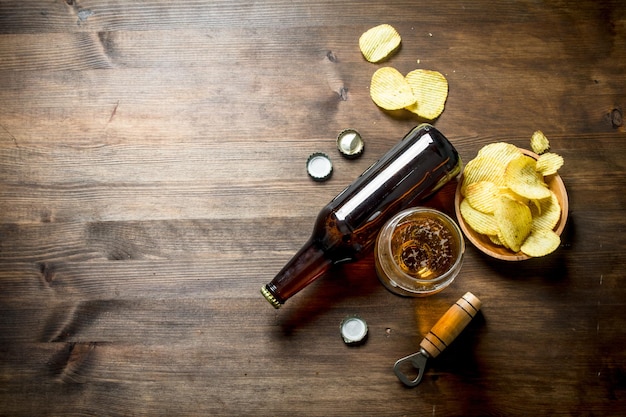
0;1;577;33
0;299;622;416
0;218;309;260
1;133;624;224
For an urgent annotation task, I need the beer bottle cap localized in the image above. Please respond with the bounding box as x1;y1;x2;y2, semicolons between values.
336;128;364;159
306;152;333;181
340;315;368;345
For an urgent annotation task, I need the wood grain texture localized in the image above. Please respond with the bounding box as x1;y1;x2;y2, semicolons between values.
1;0;625;415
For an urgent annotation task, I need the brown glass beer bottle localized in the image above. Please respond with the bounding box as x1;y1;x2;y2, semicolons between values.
261;124;462;308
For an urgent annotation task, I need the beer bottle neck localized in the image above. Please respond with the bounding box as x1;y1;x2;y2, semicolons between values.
261;239;333;308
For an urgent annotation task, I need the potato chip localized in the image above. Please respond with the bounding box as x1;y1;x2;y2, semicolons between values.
521;229;561;257
488;234;504;246
370;67;416;110
465;181;499;214
359;24;402;63
495;229;511;250
498;187;530;206
529;198;542;217
536;152;564;176
531;191;561;232
460;198;499;235
494;195;532;253
505;155;551;200
404;69;448;120
461;156;507;196
477;142;522;166
530;130;550;154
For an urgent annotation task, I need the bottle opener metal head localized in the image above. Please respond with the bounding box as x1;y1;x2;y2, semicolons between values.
393;292;482;387
393;349;429;387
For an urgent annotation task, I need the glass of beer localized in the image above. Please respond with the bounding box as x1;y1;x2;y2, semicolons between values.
375;207;465;296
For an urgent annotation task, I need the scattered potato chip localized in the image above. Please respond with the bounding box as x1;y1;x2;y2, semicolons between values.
530;130;550;154
465;181;499;214
460;199;499;235
521;229;561;257
536;152;564;176
493;195;533;252
370;67;416;110
404;69;448;120
531;191;561;232
359;29;449;118
359;24;402;63
505;155;551;200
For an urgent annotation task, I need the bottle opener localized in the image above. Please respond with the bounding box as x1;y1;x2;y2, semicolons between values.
393;292;482;387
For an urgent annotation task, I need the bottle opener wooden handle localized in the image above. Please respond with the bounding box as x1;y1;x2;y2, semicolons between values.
420;292;481;359
394;292;482;387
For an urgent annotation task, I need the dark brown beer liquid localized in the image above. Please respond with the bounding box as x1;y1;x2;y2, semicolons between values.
261;124;462;308
392;216;458;280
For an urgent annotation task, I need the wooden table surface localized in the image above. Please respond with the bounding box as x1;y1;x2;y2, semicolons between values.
1;1;625;415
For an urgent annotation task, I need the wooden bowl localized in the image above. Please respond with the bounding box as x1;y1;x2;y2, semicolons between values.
454;148;568;261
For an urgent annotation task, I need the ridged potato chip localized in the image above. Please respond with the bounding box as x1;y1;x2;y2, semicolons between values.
531;191;561;232
536;152;564;176
370;67;416;110
521;229;561;257
461;155;507;195
478;142;522;165
488;234;504;246
529;198;542;216
460;198;499;235
465;181;499;214
494;195;533;252
496;229;511;250
359;24;401;63
498;187;530;207
530;130;550;154
404;69;449;120
505;155;551;200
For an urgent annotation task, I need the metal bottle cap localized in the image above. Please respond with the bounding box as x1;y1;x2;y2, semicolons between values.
306;152;333;181
336;129;364;159
340;316;368;345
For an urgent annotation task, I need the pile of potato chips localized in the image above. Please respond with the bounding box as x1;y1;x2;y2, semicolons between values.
359;24;448;121
459;132;565;257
